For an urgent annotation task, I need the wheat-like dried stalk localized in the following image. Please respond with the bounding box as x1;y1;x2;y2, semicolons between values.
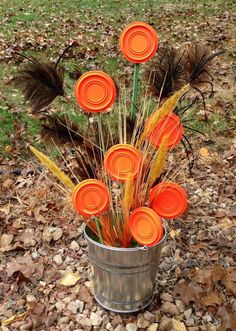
122;173;134;212
148;136;168;186
29;145;75;190
137;84;189;147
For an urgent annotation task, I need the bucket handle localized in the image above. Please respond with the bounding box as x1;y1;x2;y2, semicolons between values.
139;245;149;251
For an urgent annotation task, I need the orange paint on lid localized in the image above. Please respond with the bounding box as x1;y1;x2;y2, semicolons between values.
72;179;110;216
149;182;187;219
119;22;159;63
147;113;183;148
74;71;116;112
104;144;142;182
129;207;163;246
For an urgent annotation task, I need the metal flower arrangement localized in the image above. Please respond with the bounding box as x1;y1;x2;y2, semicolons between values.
27;22;191;249
14;21;224;312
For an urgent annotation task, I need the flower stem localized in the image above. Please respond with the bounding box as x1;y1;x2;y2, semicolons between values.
131;63;140;121
94;217;104;244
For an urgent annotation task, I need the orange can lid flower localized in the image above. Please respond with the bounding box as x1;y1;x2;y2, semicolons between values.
129;207;164;246
72;179;110;216
119;22;159;63
74;71;116;113
147;113;183;148
149;182;187;219
104;144;142;182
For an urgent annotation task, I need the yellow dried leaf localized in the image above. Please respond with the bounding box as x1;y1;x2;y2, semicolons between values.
219;217;236;229
170;229;181;238
0;203;10;215
58;272;81;286
3;312;28;325
0;234;13;248
5;145;14;153
199;147;209;157
29;145;75;190
171;318;187;331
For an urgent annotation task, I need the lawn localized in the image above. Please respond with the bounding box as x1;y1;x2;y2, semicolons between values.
0;0;235;154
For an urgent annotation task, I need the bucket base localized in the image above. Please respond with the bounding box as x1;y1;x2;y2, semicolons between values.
94;291;154;313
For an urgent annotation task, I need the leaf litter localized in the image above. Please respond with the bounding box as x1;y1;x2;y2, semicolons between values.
0;0;235;330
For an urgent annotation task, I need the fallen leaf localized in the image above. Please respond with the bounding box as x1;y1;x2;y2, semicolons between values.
5;145;14;153
193;268;212;285
28;302;45;315
43;227;53;242
6;254;37;278
199;147;209;157
0;241;25;252
34;206;46;223
12;220;24;229
0;203;10;214
175;281;202;305
2;178;14;189
226;268;236;282
78;286;93;304
16;229;36;247
58;272;80;286
36;189;47;199
217;305;236;331
219;217;236;229
161;302;179;315
52;228;63;241
223;278;236;296
171;318;187;331
212;264;227;282
170;229;181;238
214;210;227;218
222;268;236;296
0;233;24;252
193;265;236;297
3;312;28;325
201;291;223;307
189;242;208;253
16;176;34;189
209;251;220;261
28;302;57;329
0;234;13;247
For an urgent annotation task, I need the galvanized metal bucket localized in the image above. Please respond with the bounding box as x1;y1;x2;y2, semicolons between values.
84;225;166;313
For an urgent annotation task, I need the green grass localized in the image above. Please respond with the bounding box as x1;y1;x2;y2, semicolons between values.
0;108;14;148
0;0;234;155
0;108;41;152
185;111;234;135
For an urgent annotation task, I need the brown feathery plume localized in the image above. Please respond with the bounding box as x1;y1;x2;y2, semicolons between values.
147;46;186;99
41;114;101;180
12;44;75;114
182;43;224;120
41;114;84;145
137;84;189;147
185;43;224;87
13;60;65;114
148;135;168;187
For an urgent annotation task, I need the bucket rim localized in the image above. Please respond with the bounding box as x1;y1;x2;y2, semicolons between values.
84;222;166;252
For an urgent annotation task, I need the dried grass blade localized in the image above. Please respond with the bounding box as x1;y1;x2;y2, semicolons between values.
122;173;134;212
29;145;75;190
148;136;168;187
137;84;189;147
